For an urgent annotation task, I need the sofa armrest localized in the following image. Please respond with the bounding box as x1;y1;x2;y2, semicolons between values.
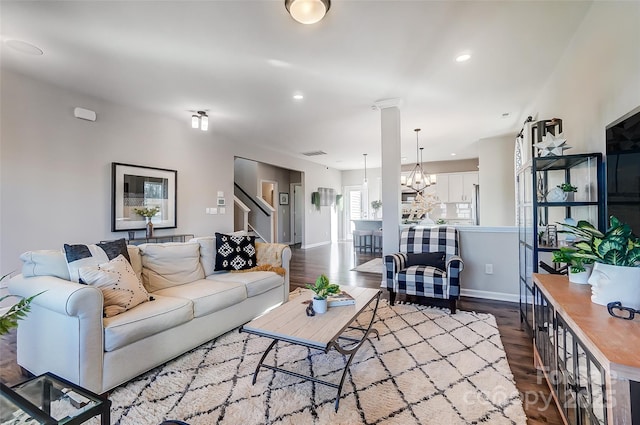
8;274;105;393
256;242;291;302
446;256;464;298
384;253;408;291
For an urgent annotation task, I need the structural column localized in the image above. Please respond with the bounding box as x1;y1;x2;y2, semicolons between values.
374;99;402;255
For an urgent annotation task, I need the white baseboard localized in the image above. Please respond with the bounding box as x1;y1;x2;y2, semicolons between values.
301;241;331;249
460;288;519;303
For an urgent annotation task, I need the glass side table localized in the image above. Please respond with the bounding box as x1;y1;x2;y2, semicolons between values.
0;373;110;425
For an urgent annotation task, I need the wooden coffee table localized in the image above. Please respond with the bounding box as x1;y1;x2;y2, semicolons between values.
240;286;381;411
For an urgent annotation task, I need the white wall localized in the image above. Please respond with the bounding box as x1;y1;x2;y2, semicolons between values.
478;135;516;226
0;71;341;272
528;1;640;154
459;227;519;302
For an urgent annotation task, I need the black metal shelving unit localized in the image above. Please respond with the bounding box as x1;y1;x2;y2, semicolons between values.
516;119;606;334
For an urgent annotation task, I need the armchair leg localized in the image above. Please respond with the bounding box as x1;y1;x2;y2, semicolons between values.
389;290;396;306
449;299;457;314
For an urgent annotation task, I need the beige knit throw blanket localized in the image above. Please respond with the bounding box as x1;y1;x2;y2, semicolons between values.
231;242;288;277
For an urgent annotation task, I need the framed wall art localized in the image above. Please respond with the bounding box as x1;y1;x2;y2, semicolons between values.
279;192;289;205
111;162;177;232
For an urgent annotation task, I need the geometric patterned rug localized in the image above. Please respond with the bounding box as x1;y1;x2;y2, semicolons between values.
97;292;527;424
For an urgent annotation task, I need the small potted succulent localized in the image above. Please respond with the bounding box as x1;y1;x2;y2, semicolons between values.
557;182;578;201
306;274;340;314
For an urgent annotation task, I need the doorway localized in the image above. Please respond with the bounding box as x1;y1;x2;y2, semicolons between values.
344;185;363;240
292;184;303;245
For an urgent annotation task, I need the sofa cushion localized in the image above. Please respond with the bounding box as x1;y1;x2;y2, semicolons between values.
208;271;283;298
103;294;193;352
127;245;143;281
20;250;71;280
79;255;151;318
139;243;204;292
154;279;247;318
214;233;256;271
63;239;131;283
189;236;216;276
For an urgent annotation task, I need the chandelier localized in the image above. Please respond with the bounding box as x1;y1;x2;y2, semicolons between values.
406;128;433;193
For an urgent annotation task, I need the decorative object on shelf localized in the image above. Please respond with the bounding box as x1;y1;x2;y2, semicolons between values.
542;224;557;247
112;163;177;232
557;182;578;201
406;128;433;193
305;274;340;314
134;207;160;239
406;192;437;222
606;301;640;320
559;216;640;307
371;200;382;218
191;110;208;131
285;0;331;25
279;192;289;205
545;186;565;203
534;131;571;157
552;247;593;284
0;272;42;336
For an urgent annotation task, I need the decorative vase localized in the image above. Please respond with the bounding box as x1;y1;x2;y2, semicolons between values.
145;218;154;238
588;263;640;309
568;264;592;284
312;297;327;314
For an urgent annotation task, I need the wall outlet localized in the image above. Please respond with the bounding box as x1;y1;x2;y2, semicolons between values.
485;264;494;274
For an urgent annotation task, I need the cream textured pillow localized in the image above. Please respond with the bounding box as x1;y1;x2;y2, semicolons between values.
79;255;151;318
139;242;204;292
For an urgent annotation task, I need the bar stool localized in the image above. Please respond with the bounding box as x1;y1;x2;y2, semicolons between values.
353;230;373;252
372;229;383;253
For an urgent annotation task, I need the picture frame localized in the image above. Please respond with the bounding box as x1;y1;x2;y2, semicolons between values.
279;192;289;205
111;162;177;232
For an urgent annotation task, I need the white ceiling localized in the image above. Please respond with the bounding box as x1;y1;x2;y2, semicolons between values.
0;1;593;170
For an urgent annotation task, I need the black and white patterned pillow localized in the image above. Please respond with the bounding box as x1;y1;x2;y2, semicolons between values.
64;238;131;283
214;232;256;271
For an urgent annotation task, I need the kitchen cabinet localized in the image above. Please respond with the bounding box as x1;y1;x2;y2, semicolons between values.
434;172;477;203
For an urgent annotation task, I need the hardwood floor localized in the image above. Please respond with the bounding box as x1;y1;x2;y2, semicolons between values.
0;241;562;424
290;242;563;425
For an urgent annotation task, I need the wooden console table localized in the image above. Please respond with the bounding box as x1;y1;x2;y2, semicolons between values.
533;274;640;425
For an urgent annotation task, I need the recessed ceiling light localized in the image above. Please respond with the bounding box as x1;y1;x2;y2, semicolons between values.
501;112;510;118
4;39;43;56
451;153;457;156
455;53;471;63
293;94;304;100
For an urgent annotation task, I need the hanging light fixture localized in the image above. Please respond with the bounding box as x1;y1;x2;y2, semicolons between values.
407;128;428;193
363;153;368;185
284;0;331;25
191;111;209;131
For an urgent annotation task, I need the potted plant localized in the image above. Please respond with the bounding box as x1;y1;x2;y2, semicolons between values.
557;216;640;307
371;200;382;218
306;274;340;314
557;182;578;201
551;246;593;284
0;273;42;336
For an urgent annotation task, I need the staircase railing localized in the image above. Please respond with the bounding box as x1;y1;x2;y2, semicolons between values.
233;182;276;243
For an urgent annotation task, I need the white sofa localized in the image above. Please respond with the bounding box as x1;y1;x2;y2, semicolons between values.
8;237;291;394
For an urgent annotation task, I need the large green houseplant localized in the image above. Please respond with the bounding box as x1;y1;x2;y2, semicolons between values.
555;216;640;307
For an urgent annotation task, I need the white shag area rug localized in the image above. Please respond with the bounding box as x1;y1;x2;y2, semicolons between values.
352;258;384;274
99;294;526;425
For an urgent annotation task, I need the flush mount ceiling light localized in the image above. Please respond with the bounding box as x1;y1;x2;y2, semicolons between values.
293;93;304;100
285;0;331;25
191;111;208;131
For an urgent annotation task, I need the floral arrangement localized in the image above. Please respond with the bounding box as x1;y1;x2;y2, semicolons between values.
557;183;577;193
134;206;160;218
371;200;382;211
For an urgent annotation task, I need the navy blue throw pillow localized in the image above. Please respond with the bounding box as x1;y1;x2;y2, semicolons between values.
406;252;446;270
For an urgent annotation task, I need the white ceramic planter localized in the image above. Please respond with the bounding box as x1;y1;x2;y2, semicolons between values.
312;297;328;314
568;265;592;285
587;263;640;309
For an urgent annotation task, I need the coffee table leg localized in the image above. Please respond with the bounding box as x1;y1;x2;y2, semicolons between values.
253;340;278;385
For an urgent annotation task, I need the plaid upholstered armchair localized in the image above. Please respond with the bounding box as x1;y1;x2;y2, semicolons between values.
383;226;464;313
